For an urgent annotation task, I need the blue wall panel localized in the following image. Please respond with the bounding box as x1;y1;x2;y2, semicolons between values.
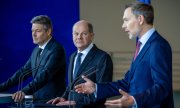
0;0;79;90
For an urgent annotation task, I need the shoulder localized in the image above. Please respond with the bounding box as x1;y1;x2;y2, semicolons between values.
149;31;172;59
69;52;77;59
93;45;111;57
32;46;39;53
47;38;65;52
51;38;64;49
90;45;112;61
150;31;171;51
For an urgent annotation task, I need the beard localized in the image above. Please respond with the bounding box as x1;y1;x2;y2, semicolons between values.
128;33;137;40
128;29;141;40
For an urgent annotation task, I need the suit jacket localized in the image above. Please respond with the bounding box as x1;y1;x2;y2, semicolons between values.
62;44;113;108
97;31;174;108
0;38;66;101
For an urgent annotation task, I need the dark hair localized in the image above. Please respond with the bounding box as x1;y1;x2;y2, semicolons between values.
87;22;93;33
125;2;154;25
30;15;53;31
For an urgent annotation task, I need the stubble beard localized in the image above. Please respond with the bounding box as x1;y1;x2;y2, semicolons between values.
128;29;140;40
129;34;136;40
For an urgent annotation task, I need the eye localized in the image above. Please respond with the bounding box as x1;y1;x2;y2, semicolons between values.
123;18;129;22
82;32;88;36
32;29;43;33
36;30;42;32
72;32;79;36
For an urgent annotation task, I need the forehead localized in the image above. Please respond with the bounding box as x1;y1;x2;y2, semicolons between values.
123;7;134;19
32;23;44;30
73;22;89;32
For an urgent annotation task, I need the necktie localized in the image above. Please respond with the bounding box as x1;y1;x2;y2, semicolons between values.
134;41;141;61
36;48;42;66
73;53;82;79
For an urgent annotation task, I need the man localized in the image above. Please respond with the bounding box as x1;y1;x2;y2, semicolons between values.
75;2;174;108
0;15;66;102
47;20;113;108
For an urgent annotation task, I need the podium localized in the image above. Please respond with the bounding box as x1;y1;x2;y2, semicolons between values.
0;93;33;103
0;93;14;103
0;93;77;108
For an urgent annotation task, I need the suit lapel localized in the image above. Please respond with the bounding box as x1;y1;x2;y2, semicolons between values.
34;38;54;76
75;45;97;79
68;53;76;83
31;47;41;77
128;31;158;81
32;47;39;68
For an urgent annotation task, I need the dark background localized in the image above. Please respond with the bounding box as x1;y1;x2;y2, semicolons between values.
0;0;79;91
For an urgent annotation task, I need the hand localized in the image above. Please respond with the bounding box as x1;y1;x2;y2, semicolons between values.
12;91;25;102
56;100;76;106
105;89;134;108
74;75;96;94
46;97;66;104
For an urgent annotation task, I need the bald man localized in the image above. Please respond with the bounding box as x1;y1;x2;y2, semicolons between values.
47;20;113;108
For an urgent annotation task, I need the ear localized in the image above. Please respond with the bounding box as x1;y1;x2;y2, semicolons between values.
138;15;144;25
47;28;52;36
90;32;95;41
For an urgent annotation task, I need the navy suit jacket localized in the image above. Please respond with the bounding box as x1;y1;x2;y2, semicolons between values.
97;31;174;108
0;38;66;100
62;44;113;108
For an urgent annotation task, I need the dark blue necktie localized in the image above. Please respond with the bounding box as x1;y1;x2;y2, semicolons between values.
36;48;42;66
73;53;82;79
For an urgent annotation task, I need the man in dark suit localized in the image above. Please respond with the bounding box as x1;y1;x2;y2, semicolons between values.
75;2;174;108
0;15;66;102
47;20;113;108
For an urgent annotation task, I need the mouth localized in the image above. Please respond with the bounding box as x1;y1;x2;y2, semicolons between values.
125;29;129;32
76;42;83;45
76;40;82;43
124;29;129;33
126;31;130;35
33;38;38;42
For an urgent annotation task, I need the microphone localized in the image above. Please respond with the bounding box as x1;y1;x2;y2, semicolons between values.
68;67;98;107
18;65;43;91
72;69;98;89
16;65;43;106
69;66;96;92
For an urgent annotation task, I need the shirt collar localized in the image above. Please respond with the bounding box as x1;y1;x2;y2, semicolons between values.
78;43;93;56
38;37;52;50
139;28;155;45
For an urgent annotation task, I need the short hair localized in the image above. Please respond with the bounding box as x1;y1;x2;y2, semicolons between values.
30;15;53;31
125;2;154;25
87;22;93;33
73;20;94;33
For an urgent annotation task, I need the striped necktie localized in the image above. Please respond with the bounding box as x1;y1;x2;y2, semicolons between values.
73;53;83;79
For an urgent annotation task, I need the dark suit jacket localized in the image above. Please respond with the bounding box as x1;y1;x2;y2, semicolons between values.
62;44;113;108
96;31;174;108
0;38;66;100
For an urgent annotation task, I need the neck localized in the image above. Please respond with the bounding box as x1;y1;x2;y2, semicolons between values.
139;24;153;38
38;37;52;47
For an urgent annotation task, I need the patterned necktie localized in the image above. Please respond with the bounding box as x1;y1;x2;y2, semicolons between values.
73;53;82;79
36;48;42;66
134;41;141;61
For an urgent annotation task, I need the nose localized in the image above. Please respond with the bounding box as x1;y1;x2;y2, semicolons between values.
77;33;83;38
32;31;36;37
122;22;125;29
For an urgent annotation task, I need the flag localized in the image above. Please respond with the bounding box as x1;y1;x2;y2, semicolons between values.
138;0;151;4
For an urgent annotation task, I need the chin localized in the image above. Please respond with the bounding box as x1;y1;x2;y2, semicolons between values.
129;35;135;40
33;41;37;44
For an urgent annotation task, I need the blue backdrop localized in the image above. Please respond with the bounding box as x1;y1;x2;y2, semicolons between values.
0;0;79;91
